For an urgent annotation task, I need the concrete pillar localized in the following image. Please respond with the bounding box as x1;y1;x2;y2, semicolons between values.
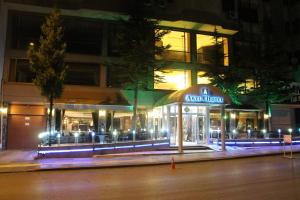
189;32;197;63
177;103;183;153
191;68;198;86
0;0;7;150
221;105;226;151
205;107;210;144
101;22;108;57
229;111;236;139
166;106;171;140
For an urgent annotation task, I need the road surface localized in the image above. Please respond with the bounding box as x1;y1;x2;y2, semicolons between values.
0;154;299;200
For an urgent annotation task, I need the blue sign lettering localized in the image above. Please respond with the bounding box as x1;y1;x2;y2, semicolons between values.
184;87;224;104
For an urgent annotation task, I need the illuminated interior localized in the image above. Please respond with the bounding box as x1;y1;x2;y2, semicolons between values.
63;110;94;136
239;79;255;92
154;69;191;90
159;31;191;62
197;71;211;84
196;34;229;66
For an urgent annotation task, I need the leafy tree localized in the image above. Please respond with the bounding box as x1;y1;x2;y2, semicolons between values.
27;9;67;146
244;37;294;130
110;3;169;140
201;29;247;105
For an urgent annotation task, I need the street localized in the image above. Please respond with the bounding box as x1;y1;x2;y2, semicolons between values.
0;155;299;200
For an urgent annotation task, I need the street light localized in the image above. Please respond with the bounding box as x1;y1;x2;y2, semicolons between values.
232;129;236;139
247;129;251;139
288;128;292;134
57;133;61;145
150;129;154;140
277;129;281;139
262;129;267;138
217;128;221;139
74;132;79;144
113;129;118;143
91;131;95;144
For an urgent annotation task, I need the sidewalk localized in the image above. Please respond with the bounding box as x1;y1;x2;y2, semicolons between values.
0;145;299;173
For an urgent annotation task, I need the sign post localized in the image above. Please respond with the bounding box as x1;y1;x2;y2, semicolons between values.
283;134;294;159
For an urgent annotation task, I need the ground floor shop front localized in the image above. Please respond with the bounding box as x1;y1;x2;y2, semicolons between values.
3;84;298;151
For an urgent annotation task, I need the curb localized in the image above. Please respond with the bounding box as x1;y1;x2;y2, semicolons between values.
0;150;299;173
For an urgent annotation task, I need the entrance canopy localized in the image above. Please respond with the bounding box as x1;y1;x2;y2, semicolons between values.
155;84;231;106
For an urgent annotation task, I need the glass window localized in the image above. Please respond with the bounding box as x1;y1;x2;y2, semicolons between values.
9;11;43;49
9;11;102;55
196;34;229;66
64;17;102;55
159;31;191;62
154;69;191;90
9;59;100;86
64;62;100;86
239;79;255;93
107;23;121;56
197;71;211;84
9;59;34;83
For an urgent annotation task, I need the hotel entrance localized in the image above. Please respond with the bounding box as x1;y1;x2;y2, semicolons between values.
151;84;231;148
167;105;209;146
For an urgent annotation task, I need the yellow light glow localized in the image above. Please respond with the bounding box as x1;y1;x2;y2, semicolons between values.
0;107;7;114
47;108;55;116
99;110;106;117
223;38;229;66
154;69;191;90
264;114;269;119
196;34;229;66
197;71;211;84
230;113;236;119
161;31;190;52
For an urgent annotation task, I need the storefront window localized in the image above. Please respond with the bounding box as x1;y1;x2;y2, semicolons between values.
154;69;191;90
63;110;94;136
196;34;229;66
158;30;191;62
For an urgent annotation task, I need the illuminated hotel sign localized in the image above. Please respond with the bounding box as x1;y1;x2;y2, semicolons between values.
184;87;224;104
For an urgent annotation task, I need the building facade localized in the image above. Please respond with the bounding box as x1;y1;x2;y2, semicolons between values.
0;0;298;151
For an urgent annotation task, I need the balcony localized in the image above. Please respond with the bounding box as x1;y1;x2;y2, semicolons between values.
158;50;191;63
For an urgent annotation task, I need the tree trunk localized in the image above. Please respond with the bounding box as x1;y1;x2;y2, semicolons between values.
132;86;138;142
265;100;272;131
48;96;53;146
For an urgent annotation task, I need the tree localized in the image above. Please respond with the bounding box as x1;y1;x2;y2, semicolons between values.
110;3;169;140
201;28;247;105
244;37;294;130
27;9;67;146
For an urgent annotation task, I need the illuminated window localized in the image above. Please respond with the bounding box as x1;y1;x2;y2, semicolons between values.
158;31;191;62
196;34;229;66
239;79;255;94
197;71;211;84
154;69;191;90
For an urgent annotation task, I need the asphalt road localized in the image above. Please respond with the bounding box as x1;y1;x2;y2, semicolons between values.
0;155;299;200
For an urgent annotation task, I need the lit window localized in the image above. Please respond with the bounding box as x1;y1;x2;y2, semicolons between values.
154;69;191;90
158;31;190;62
239;79;255;92
197;71;211;84
196;34;229;66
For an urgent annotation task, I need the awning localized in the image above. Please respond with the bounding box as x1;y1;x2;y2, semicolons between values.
155;84;231;107
225;104;261;111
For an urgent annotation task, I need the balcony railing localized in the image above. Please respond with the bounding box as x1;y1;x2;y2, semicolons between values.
158;50;191;62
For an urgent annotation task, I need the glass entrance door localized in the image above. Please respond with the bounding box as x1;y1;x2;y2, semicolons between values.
182;113;206;145
169;104;208;146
